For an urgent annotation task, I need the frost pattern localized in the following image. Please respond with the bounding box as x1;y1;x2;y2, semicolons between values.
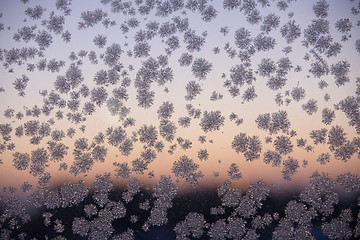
0;0;359;239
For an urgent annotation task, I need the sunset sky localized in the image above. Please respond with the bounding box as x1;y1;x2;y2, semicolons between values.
0;0;359;197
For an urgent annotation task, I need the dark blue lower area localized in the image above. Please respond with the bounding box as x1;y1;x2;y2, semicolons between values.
1;187;359;239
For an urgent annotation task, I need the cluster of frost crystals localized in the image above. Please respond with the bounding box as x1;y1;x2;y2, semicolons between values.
232;133;262;161
337;96;360;134
281;157;299;180
197;148;209;161
331;60;351;86
317;152;331;164
70;137;109;175
30;147;49;176
300;171;339;217
227;163;242;180
59;180;89;208
178;52;193;66
302;99;318;115
191;58;212;80
70;175;126;239
122;177;142;203
199;110;225;133
280;20;301;44
230;180;270;220
157;101;174;120
113;162;131;179
336;171;360;192
172;155;203;186
185;81;202;101
159;119;177;142
174;212;207;240
263;150;282;167
310;128;327;145
145;175;177;229
0;0;360;238
13;74;29;96
273;200;317;240
255;110;291;134
12;152;30;170
322;209;353;240
321;107;335;125
273;135;293;155
0;196;31;229
183;30;205;52
291;86;306;102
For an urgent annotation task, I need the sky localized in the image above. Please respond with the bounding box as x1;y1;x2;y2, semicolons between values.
0;0;359;196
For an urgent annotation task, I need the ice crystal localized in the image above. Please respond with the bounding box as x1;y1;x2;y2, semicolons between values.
0;1;359;238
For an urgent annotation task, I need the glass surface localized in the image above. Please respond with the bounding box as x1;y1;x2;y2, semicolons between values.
0;0;359;239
